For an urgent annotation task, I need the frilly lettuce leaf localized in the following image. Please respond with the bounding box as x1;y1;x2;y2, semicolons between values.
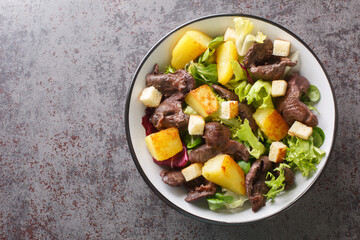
234;80;252;102
246;80;274;109
264;163;290;200
234;17;254;56
285;136;325;177
239;31;267;56
232;119;266;159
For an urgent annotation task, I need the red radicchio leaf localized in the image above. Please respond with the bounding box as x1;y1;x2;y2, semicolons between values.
240;63;254;84
152;144;189;168
142;108;189;168
142;107;158;136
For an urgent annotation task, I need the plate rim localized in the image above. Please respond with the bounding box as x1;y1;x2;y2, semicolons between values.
124;13;338;225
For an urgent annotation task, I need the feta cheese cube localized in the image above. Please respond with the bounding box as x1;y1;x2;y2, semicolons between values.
188;115;205;135
288;121;313;140
140;86;162;107
271;80;288;97
221;101;239;119
269;141;288;163
273;39;291;57
181;163;203;182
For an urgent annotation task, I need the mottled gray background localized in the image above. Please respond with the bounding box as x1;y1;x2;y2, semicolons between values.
0;0;359;239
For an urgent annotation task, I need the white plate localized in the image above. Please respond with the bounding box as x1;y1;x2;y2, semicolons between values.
125;14;337;224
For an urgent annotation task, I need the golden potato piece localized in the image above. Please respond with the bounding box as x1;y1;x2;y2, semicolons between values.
216;41;238;85
145;127;183;161
171;30;212;70
253;108;289;141
202;154;246;195
185;84;219;118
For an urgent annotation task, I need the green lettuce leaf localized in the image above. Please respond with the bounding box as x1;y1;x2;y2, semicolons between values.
246;80;274;109
312;127;325;148
198;36;224;64
206;192;234;211
285;136;325;177
188;62;218;85
238;160;251;174
222;188;248;209
232;119;266;159
182;132;203;149
208;36;224;49
264;163;290;200
234;80;252;102
231;59;248;81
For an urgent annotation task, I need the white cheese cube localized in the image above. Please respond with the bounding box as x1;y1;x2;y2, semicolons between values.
269;141;288;163
221;101;239;119
181;163;203;182
288;121;313;140
273;39;291;57
271;80;288;97
224;27;237;43
188;115;205;135
140;86;162;107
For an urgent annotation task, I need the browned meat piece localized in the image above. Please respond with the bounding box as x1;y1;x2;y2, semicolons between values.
212;84;238;101
187;144;219;164
150;93;189;131
212;85;258;133
146;64;195;98
225;140;250;163
243;39;297;80
244;39;273;67
238;102;258;133
184;177;217;202
160;169;186;187
203;122;231;148
189;122;249;163
283;167;295;190
276;73;318;127
246;156;273;212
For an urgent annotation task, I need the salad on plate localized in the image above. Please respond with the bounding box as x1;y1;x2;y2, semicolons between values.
139;17;325;212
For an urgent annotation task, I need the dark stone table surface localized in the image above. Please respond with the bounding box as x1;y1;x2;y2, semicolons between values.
1;0;359;239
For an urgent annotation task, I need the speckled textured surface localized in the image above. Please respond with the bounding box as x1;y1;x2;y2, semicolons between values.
0;0;359;239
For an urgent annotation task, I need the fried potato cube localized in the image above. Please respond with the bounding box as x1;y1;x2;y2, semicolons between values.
171;30;212;70
253;108;289;141
271;80;288;97
288;121;313;140
181;163;204;182
185;84;219;118
139;86;163;107
269;141;288;163
273;39;291;57
145;127;183;161
224;27;237;43
202;154;246;195
188;115;205;135
216;41;238;85
221;101;239;119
